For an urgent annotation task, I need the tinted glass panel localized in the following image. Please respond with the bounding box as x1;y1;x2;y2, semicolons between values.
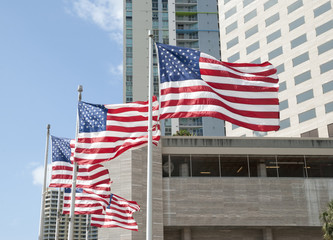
277;156;306;177
320;59;333;74
298;108;316;123
228;52;240;62
220;156;248;177
227;37;239;49
325;101;333;114
314;1;331;18
276;64;285;74
280;118;290;130
225;6;237;19
301;129;318;137
245;25;258;38
246;41;260;54
322;80;333;94
294;70;311;85
296;89;314;104
249;156;278;177
243;0;255;7
318;39;333;55
265;13;280;27
267;29;281;43
226;21;238;34
291;34;307;49
289;16;305;31
251;58;261;64
316;20;333;36
306;156;333;178
279;99;289;111
268;46;283;60
244;9;257;23
192;155;220;177
170;155;191;177
292;52;309;67
279;81;286;92
287;0;303;14
264;0;278;10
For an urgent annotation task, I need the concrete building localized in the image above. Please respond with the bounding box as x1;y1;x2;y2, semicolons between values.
218;0;333;137
42;188;98;240
123;0;224;136
99;136;333;239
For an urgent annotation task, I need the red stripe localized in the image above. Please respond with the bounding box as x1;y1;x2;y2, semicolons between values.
77;169;110;181
51;174;72;180
107;115;158;122
201;57;272;68
49;183;72;188
52;165;72;171
160;111;280;131
105;125;149;132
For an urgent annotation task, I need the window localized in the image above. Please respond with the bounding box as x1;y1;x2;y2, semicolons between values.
323;80;333;94
298;108;316;123
277;156;306;177
246;41;260;54
306;156;333;177
245;25;258;38
301;129;318;137
279;81;286;92
287;0;303;14
224;0;231;3
228;52;240;62
328;123;333;137
276;64;285;74
249;156;278;177
279;99;289;111
290;34;307;49
244;9;257;23
192;155;220;177
251;57;261;64
221;156;248;177
232;124;239;130
318;39;333;55
294;70;311;85
170;155;191;177
264;0;278;10
253;131;267;137
296;89;314;104
268;46;283;60
265;13;280;27
325;101;333;114
320;59;333;74
225;6;237;19
266;29;281;43
292;52;309;67
314;1;331;18
226;21;238;34
227;37;239;49
280;118;290;130
289;16;305;31
316;20;333;36
243;0;255;8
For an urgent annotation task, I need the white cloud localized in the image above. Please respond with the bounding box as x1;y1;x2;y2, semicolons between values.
108;63;123;85
32;164;51;186
67;0;123;43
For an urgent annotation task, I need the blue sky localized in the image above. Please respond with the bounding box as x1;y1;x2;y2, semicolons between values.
0;1;123;239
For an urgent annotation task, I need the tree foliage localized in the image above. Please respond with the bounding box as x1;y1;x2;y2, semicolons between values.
320;200;333;240
173;129;192;136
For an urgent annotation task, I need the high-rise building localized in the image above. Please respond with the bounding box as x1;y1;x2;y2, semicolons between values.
218;0;333;137
42;188;98;240
123;0;225;136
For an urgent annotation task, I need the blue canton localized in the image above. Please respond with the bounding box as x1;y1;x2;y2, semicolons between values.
157;43;201;83
78;101;108;133
51;136;71;163
64;188;83;194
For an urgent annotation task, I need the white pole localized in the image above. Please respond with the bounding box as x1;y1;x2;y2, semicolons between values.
68;85;83;240
146;30;154;240
55;188;62;240
38;124;50;240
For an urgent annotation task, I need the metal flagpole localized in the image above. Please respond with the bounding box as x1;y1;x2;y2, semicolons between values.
55;188;62;240
68;85;83;240
38;124;50;240
146;30;154;240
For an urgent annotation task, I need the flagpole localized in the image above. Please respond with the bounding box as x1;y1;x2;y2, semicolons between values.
38;124;50;240
146;30;154;240
55;188;62;240
68;85;83;240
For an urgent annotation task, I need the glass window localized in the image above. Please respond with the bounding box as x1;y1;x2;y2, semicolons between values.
264;0;278;11
314;1;332;18
220;156;248;177
243;0;255;8
325;101;333;114
249;156;278;177
328;123;333;137
244;9;257;23
224;0;231;3
251;58;261;64
287;0;303;14
296;89;314;104
279;81;286;92
298;108;316;123
227;37;239;49
225;6;237;19
306;156;333;178
232;124;239;130
225;21;238;34
162;155;169;177
191;155;220;177
170;155;191;177
320;59;333;74
253;131;267;137
265;13;280;27
275;64;284;75
267;29;281;43
279;99;289;111
318;39;333;55
294;70;311;85
291;34;307;49
280;118;290;130
292;52;309;67
246;41;260;54
322;80;333;94
268;46;283;60
301;129;318;137
228;52;240;63
316;20;333;36
277;156;306;177
289;16;305;31
245;25;258;38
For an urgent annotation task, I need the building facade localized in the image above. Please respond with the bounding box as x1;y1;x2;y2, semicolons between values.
218;0;333;137
99;136;333;240
42;188;98;240
123;0;224;136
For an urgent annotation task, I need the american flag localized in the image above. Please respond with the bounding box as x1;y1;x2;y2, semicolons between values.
156;43;280;132
91;194;140;231
49;136;110;189
62;184;111;215
74;97;160;165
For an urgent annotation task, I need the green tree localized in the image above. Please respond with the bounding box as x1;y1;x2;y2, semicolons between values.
320;200;333;240
173;129;192;136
